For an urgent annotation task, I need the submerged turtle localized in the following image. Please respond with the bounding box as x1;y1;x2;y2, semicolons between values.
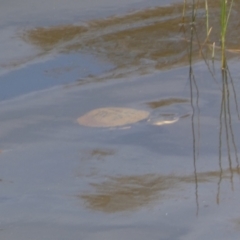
77;107;188;128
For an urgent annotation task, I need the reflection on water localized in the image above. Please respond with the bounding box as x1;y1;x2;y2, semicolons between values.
22;1;240;81
23;4;188;79
91;149;115;158
80;174;176;213
187;56;240;210
146;98;189;109
215;67;240;204
79;166;240;213
24;26;88;50
81;148;116;161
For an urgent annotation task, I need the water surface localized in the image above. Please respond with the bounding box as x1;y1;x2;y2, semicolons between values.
1;0;240;239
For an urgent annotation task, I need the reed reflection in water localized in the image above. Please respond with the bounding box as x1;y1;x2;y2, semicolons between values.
187;14;240;210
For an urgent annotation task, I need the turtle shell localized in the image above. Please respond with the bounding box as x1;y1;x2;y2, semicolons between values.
77;107;150;128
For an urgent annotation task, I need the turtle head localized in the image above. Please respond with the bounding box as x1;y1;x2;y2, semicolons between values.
147;113;179;126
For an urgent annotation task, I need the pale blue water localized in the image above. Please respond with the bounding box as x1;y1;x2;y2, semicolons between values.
1;0;240;239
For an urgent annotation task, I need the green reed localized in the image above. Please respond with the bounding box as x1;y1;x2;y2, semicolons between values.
205;0;209;35
220;0;233;68
183;0;234;69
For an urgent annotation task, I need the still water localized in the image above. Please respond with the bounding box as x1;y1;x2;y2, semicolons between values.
1;0;240;239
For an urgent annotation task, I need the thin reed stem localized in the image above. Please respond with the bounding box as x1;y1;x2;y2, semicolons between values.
221;0;234;69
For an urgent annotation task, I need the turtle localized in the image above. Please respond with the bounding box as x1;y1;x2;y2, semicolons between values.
77;107;189;128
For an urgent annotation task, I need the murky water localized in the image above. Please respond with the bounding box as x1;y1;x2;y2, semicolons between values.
1;0;240;239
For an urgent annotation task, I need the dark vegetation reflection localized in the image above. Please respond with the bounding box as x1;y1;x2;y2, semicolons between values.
216;66;240;204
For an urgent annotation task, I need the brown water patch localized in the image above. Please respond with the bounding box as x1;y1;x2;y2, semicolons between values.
79;166;240;213
81;148;116;161
24;25;88;50
77;148;118;179
91;149;115;158
146;98;189;109
80;174;177;213
23;0;240;81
